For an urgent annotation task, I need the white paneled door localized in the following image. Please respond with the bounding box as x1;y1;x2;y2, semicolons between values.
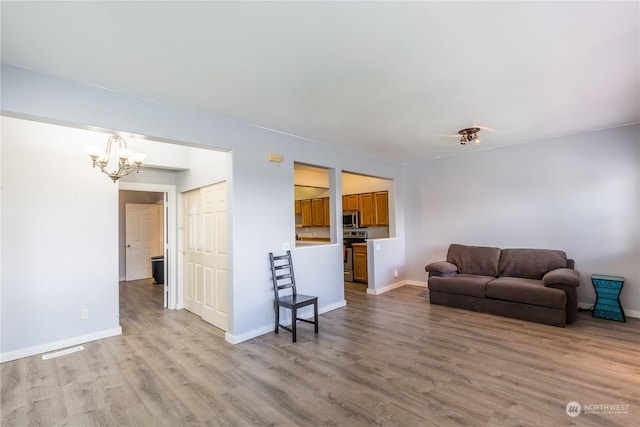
183;188;203;316
183;182;228;331
125;203;160;281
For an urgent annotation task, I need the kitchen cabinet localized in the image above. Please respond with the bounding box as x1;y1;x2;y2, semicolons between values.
343;194;359;211
358;191;388;227
323;197;330;226
353;244;368;283
358;193;373;226
312;198;324;226
297;197;331;227
301;199;312;226
373;191;389;226
294;200;301;214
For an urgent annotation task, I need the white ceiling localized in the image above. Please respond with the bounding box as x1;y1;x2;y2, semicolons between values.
1;1;638;163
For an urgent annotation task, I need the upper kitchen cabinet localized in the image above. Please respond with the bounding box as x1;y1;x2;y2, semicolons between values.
358;191;388;227
323;197;330;226
343;194;359;211
296;195;330;227
312;198;325;226
300;199;313;226
358;193;373;226
373;191;389;226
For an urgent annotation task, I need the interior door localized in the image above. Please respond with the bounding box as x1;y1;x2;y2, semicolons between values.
183;188;203;316
183;183;228;331
200;182;228;330
125;203;158;281
159;199;168;308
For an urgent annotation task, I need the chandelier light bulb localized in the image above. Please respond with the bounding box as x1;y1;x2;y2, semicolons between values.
87;146;103;158
130;153;146;166
118;148;132;160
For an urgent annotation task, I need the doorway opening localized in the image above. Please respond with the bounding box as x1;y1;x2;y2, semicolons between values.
119;189;166;307
119;182;177;309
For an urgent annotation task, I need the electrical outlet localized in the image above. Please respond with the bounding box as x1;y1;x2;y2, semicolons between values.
81;309;89;320
394;268;399;279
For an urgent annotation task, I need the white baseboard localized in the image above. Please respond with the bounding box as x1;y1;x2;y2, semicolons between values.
225;324;274;345
225;299;347;345
624;309;640;318
0;326;122;363
404;280;429;288
366;280;427;295
320;299;348;313
367;280;404;295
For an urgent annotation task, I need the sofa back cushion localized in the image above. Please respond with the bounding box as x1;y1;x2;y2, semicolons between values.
499;248;567;280
447;244;501;277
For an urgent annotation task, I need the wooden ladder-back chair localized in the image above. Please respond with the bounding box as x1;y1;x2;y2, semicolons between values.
269;251;319;342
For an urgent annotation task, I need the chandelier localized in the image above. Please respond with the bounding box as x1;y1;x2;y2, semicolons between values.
458;127;481;145
87;135;145;183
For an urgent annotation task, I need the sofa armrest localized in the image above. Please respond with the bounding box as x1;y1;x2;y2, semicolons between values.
425;261;458;277
543;268;580;287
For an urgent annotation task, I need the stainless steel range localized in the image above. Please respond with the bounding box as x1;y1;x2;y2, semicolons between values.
343;229;367;282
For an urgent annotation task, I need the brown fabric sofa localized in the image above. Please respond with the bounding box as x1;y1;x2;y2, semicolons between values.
425;244;580;327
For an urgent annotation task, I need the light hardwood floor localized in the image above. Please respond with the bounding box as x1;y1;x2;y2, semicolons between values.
2;280;638;426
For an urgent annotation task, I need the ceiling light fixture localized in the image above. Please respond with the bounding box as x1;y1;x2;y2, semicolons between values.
87;135;145;183
458;127;481;145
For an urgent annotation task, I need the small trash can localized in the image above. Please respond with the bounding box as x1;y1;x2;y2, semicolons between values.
151;256;164;285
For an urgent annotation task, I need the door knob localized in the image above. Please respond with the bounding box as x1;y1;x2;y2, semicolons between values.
127;244;131;248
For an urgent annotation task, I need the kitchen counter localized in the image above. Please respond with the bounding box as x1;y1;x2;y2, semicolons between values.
295;240;331;246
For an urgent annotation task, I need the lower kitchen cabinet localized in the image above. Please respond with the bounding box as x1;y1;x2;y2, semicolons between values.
353;244;368;283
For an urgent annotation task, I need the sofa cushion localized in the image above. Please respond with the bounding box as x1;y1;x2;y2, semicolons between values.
498;248;567;280
486;277;567;309
447;244;501;277
428;274;492;298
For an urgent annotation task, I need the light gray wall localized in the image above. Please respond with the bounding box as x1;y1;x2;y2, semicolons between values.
1;117;122;360
403;125;640;316
1;64;403;358
175;146;229;193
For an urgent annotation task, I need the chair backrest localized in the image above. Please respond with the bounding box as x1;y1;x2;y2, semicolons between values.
269;251;297;301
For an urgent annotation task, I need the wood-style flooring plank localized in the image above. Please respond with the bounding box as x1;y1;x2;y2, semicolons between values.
1;280;639;426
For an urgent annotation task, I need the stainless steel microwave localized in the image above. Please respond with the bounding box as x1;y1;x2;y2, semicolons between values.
343;211;359;228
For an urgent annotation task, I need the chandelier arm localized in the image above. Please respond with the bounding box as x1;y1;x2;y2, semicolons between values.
103;136;115;165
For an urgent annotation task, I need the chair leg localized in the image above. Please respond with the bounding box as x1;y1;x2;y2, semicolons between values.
274;304;279;334
314;301;319;334
291;307;297;342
